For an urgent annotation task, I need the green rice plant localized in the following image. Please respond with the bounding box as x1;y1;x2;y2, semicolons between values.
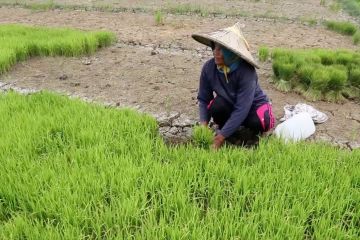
167;3;207;16
277;63;296;81
327;65;348;91
324;90;346;102
336;51;354;65
154;10;165;25
315;49;336;65
303;88;323;101
297;64;315;86
275;79;292;92
271;48;360;101
349;68;360;87
343;86;360;99
258;46;269;62
303;53;322;64
353;31;360;44
324;20;358;36
0;24;115;75
192;125;214;148
271;48;291;60
310;67;331;91
337;0;360;17
1;91;360;239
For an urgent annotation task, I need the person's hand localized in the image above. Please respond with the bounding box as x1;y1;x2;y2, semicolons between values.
212;134;225;150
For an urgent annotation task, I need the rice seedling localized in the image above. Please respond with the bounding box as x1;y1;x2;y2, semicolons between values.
324;20;358;36
311;67;331;91
258;46;270;62
276;63;296;81
353;31;360;44
0;24;116;75
192;125;214;148
269;48;360;101
297;64;315;86
337;0;360;17
303;88;323;101
349;68;360;87
315;49;336;65
275;79;292;92
154;10;165;25
324;90;346;102
336;51;354;65
1;91;360;239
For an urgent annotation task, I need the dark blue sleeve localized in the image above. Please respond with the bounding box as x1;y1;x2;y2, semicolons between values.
197;64;214;123
219;66;257;138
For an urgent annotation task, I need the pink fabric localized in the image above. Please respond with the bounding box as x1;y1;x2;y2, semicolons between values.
207;99;215;110
256;103;275;132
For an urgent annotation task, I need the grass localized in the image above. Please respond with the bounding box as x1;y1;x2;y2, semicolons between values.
268;48;360;102
0;91;360;239
0;24;116;75
337;0;360;17
154;10;165;25
324;20;358;36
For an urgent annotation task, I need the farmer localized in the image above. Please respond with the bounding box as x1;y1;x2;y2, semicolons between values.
192;22;275;149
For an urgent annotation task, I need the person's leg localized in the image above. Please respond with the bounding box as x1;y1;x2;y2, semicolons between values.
243;103;276;134
229;103;275;147
208;96;233;128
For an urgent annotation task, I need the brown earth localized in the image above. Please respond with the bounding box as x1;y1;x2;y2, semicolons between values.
0;2;360;147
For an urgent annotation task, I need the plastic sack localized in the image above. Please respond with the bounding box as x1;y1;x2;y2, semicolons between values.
275;112;316;142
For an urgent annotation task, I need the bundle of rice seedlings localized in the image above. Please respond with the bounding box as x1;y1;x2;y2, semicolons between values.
336;51;353;66
289;54;307;68
275;79;292;92
343;86;360;99
315;49;336;65
304;88;323;101
277;63;296;81
297;64;315;86
272;61;281;78
310;67;331;91
353;31;360;45
271;48;290;59
192;125;213;148
258;46;270;62
304;53;322;64
325;20;358;36
327;66;348;92
324;90;346;103
349;68;360;87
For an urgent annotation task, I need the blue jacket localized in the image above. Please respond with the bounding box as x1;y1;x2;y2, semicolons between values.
197;58;269;138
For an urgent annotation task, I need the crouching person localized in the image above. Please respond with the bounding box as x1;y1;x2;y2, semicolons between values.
192;22;275;149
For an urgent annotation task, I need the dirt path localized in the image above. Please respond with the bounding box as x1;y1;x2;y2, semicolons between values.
0;4;359;147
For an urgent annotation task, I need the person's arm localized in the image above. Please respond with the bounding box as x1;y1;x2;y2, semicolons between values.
197;65;213;126
219;66;257;138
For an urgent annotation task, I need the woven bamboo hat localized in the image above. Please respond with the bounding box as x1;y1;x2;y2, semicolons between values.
192;22;259;69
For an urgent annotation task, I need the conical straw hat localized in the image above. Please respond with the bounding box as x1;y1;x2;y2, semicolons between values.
192;22;259;69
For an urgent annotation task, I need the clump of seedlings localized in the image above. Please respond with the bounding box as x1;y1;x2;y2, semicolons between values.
267;47;360;102
192;125;214;148
0;24;116;75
